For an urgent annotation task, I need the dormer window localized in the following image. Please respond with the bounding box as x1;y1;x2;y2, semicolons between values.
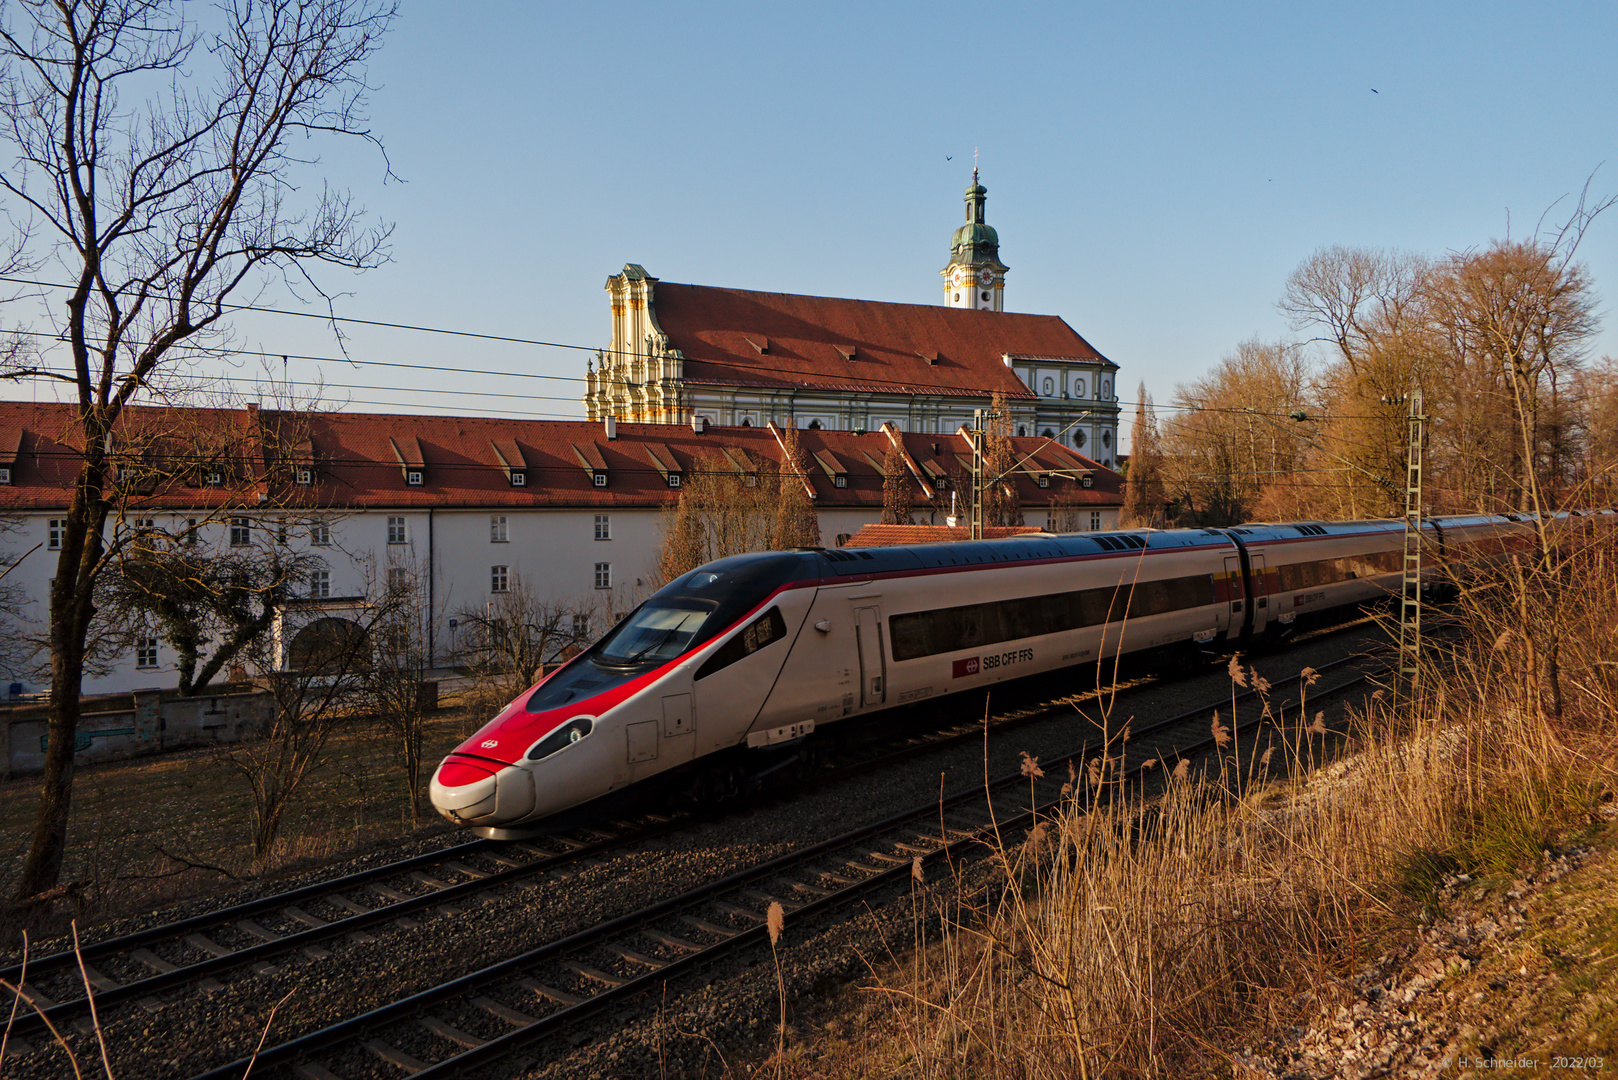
668;473;682;489
1038;475;1050;489
1082;475;1094;489
295;468;312;485
593;471;608;488
406;470;423;486
833;475;847;489
206;470;222;485
0;467;11;485
510;471;526;487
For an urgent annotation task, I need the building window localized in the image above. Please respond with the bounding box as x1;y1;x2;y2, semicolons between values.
1090;512;1102;531
594;562;611;590
833;475;847;488
1038;475;1050;489
309;570;330;599
1102;430;1112;448
1076;379;1086;397
0;466;10;485
491;515;508;543
230;517;250;547
136;637;159;670
387;516;406;544
311;521;331;546
387;567;410;593
296;468;313;485
593;471;608;488
511;471;526;487
184;518;199;544
1075;429;1087;448
48;520;64;550
1017;426;1027;437
491;565;509;593
1042;377;1054;396
406;470;423;486
668;474;681;488
594;514;611;540
574;613;590;639
745;474;757;488
206;470;222;486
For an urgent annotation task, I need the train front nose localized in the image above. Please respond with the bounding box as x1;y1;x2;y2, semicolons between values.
429;756;536;826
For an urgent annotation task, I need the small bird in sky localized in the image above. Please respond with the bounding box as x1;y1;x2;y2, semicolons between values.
1371;88;1379;93
946;155;953;161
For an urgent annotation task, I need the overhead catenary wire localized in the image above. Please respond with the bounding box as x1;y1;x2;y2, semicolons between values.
1;274;1468;424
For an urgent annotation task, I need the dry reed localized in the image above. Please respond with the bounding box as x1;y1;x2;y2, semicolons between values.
858;529;1618;1078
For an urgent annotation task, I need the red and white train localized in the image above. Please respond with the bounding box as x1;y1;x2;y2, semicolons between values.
430;511;1612;836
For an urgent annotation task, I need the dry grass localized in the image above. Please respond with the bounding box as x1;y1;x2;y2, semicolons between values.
777;534;1618;1079
0;698;488;937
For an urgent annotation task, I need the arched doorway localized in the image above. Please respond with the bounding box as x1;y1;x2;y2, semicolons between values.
289;616;371;673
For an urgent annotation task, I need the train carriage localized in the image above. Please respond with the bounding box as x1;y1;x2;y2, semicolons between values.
429;511;1616;835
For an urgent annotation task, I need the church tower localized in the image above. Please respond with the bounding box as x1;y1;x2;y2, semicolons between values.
941;169;1008;311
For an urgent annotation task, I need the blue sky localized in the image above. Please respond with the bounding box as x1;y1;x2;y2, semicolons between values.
9;2;1618;449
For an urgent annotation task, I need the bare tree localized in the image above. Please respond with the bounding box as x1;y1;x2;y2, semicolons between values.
880;442;914;525
1119;382;1163;528
0;0;395;903
363;558;437;827
1158;340;1313;525
452;577;594;709
772;424;821;549
231;590;395;860
982;391;1023;528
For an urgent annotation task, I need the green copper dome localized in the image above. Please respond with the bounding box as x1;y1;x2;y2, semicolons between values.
945;170;1007;271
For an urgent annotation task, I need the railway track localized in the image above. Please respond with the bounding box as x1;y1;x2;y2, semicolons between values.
1;616;1384;1073
181;651;1381;1080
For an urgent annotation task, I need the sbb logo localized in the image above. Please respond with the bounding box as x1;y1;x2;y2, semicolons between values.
952;657;981;678
480;739;499;749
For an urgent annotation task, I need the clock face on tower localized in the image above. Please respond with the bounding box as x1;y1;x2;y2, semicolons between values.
978;268;994;287
951;268;966;286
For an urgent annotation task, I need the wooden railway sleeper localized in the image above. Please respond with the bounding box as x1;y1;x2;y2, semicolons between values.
560;960;625;988
420;1015;483;1049
519;977;580;1006
678;914;736;939
601;943;666;970
640;928;704;953
473;995;538;1026
365;1037;430;1073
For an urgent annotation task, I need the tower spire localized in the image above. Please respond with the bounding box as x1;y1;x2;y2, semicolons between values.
940;168;1007;311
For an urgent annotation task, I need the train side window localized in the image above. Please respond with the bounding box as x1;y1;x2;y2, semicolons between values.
695;607;789;680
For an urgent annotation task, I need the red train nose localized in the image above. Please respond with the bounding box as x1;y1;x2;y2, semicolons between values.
429;756;535;825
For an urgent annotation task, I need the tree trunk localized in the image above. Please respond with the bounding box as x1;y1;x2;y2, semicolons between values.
11;452;108;903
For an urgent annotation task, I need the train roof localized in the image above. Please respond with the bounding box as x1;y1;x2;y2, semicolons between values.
812;527;1235;577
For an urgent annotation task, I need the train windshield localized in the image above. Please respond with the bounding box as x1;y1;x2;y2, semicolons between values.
523;551;820;715
595;600;716;667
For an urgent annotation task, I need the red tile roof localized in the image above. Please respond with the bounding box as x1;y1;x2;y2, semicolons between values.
0;402;1122;515
650;283;1115;399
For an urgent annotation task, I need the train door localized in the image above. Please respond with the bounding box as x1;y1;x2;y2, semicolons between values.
855;606;886;707
1223;555;1246;638
1248;553;1271;635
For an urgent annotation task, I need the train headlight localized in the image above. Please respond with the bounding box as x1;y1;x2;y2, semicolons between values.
526;717;593;761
